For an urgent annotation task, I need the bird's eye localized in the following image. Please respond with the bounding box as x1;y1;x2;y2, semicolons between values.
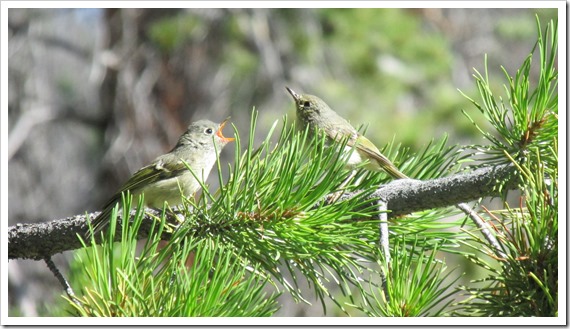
205;128;214;134
303;101;311;108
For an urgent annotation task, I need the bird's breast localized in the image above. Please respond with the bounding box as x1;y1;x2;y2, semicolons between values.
343;145;365;168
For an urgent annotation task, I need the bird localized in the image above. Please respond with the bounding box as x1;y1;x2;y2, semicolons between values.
88;119;235;237
286;87;407;179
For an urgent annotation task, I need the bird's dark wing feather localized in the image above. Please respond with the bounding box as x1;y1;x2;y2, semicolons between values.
88;154;188;237
355;140;408;179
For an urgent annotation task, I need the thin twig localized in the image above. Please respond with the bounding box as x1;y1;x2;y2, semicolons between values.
377;201;390;264
43;256;82;308
455;202;507;259
377;200;391;303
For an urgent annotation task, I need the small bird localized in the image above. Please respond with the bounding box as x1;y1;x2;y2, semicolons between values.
286;87;407;179
89;119;235;236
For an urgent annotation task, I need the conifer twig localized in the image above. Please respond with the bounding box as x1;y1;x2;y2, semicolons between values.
455;202;506;259
44;256;82;308
377;200;390;264
377;200;391;303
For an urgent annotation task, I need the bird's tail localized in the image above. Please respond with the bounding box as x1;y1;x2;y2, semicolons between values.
378;159;408;179
86;195;121;240
360;147;409;179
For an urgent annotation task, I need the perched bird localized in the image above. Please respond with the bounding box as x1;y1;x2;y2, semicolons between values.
286;87;407;179
89;119;235;236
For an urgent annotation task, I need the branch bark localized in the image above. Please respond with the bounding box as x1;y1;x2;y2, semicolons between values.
8;164;517;260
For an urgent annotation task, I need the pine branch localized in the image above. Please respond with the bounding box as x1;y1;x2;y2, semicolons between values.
8;163;517;260
341;164;515;216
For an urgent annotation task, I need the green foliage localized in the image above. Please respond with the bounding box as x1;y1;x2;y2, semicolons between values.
358;239;459;316
71;195;279;316
461;18;557;169
455;18;558;316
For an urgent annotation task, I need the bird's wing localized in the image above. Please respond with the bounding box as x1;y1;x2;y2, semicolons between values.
355;135;408;179
326;115;360;145
118;154;186;193
88;154;188;237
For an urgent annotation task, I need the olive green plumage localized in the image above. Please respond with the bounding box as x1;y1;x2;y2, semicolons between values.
89;119;234;236
286;87;407;179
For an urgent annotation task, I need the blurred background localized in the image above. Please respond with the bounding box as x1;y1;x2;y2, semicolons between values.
8;7;556;316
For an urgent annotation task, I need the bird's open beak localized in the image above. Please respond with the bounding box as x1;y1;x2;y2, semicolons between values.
217;118;235;143
286;87;300;101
